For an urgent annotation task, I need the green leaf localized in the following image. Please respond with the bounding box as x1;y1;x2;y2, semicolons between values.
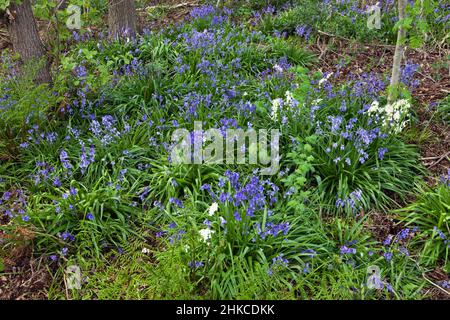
0;0;10;11
409;35;423;49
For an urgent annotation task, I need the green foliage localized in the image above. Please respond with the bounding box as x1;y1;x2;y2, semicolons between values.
397;179;450;270
268;37;317;67
0;55;55;159
0;0;9;11
436;96;450;124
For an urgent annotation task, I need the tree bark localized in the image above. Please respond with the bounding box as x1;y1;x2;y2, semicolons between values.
388;0;407;104
108;0;138;39
6;0;52;84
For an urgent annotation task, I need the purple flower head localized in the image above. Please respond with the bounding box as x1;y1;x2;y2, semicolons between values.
383;251;393;262
340;245;357;255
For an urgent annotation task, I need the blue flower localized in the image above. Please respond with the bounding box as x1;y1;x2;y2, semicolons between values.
340;245;356;255
188;261;204;269
69;187;77;197
383;251;393;262
378;148;388;160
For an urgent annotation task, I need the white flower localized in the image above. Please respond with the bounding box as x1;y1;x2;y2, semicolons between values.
208;202;218;216
368;100;379;113
199;228;214;242
318;72;333;86
273;64;283;73
312;98;323;105
381;99;411;133
285;91;294;103
141;248;150;254
271;98;283;121
385;103;394;116
284;90;299;108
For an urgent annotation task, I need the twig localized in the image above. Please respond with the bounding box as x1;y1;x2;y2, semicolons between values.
422;273;450;296
317;29;398;49
142;2;199;11
423;151;450;168
417;71;436;83
421;151;450;161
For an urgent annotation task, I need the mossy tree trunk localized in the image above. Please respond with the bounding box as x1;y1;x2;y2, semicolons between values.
6;0;52;84
388;0;407;104
108;0;138;39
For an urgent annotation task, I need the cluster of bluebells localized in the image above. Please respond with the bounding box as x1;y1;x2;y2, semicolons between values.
340;245;357;255
268;253;289;276
79;142;95;174
155;222;186;245
0;189;29;222
169;17;291;123
312;84;392;171
321;0;395;23
295;25;312;41
188;261;205;269
60;149;73;173
401;63;420;89
201;171;288;242
19;124;58;149
189;4;232;26
335;189;363;213
382;227;418;262
0;86;15;111
90;115;127;145
438;280;450;289
339;240;358;258
207;171;279;217
32;161;57;186
433;227;450;248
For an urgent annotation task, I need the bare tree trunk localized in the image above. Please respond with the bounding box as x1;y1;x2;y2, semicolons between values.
388;0;407;104
108;0;138;39
6;0;52;84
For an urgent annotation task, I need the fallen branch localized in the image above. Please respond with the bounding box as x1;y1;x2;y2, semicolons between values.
142;2;199;11
420;151;450;161
317;30;396;49
423;151;450;168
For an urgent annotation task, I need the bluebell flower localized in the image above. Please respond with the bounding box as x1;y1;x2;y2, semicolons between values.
340;245;356;255
383;251;393;262
378;148;388;160
188;261;204;269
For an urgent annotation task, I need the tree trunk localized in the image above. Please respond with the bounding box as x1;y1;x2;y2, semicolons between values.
108;0;138;39
6;0;52;84
388;0;407;104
